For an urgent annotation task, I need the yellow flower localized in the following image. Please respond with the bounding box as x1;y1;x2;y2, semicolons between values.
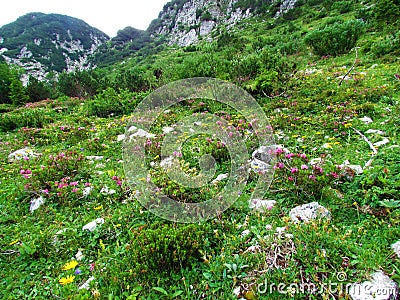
9;239;19;246
344;123;352;128
59;275;75;285
94;205;103;210
62;260;78;271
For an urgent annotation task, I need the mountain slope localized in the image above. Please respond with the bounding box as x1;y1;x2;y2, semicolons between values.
0;13;109;82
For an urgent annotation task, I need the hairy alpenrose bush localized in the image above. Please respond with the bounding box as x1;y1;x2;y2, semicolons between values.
129;224;205;277
0;107;57;131
304;19;366;56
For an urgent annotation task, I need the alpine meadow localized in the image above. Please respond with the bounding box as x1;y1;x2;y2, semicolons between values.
0;0;399;299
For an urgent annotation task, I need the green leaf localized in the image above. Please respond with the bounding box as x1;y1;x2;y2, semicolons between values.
171;290;183;297
152;287;169;296
379;200;400;208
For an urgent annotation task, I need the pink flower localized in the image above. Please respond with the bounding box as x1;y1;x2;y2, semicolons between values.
275;148;284;155
301;164;308;170
330;172;339;179
291;167;299;174
23;156;30;161
70;181;78;186
42;189;49;194
299;153;307;159
85;182;91;187
72;188;79;193
285;153;295;159
288;176;295;181
309;175;316;181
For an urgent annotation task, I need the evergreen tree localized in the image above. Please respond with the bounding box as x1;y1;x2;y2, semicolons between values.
374;0;400;25
9;78;29;106
27;76;51;102
0;63;13;104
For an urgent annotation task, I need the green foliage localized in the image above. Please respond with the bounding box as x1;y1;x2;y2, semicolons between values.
81;87;138;117
234;0;274;14
57;71;99;98
201;10;213;21
0;13;109;72
371;31;400;57
331;1;353;14
130;224;205;275
9;78;29;106
26;76;52;102
304;19;366;56
0;107;56;131
373;0;400;26
0;63;14;104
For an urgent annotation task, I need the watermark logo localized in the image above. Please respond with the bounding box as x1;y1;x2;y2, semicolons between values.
122;77;275;223
257;272;398;297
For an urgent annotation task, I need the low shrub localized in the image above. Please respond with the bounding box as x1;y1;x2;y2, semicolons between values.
304;19;366;56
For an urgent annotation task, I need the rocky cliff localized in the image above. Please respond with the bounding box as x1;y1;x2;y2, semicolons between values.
149;0;252;46
148;0;298;46
0;13;109;83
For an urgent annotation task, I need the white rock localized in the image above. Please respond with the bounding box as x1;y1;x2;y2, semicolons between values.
78;276;95;290
82;218;104;232
75;250;84;261
162;126;175;134
373;138;390;147
8;147;38;162
276;226;286;234
365;129;385;135
241;229;251;237
348;271;398;300
132;128;155;138
244;245;262;253
391;240;400;258
160;156;176;169
341;160;363;175
100;186;116;195
117;134;126;142
310;158;322;165
289;202;331;223
249;199;276;212
211;173;228;184
360;116;373;124
233;286;241;297
30;196;44;212
127;126;137;132
86;155;103;161
250;146;274;172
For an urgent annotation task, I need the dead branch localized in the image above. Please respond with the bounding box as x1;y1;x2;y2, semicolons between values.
339;47;359;86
